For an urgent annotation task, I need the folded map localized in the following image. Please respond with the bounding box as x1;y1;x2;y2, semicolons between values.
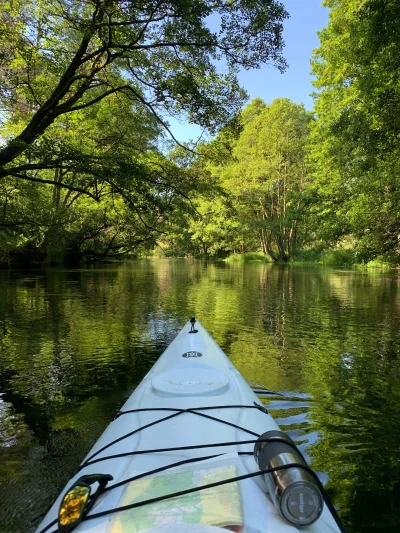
110;464;244;532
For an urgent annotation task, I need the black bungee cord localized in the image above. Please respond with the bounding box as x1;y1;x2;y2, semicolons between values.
36;404;346;533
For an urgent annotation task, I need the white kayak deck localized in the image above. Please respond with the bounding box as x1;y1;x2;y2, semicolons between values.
36;320;341;533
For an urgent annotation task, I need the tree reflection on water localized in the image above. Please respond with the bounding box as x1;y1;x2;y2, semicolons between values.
0;261;399;532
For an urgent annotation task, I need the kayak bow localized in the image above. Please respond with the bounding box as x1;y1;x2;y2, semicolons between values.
36;318;343;533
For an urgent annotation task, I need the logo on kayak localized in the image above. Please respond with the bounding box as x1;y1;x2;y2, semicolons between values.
182;351;203;358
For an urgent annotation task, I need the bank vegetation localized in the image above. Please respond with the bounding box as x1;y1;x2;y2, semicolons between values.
0;1;399;268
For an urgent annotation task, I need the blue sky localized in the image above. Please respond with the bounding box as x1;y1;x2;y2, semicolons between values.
168;0;329;143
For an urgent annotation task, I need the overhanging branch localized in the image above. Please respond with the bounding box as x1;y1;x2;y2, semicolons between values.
2;170;99;201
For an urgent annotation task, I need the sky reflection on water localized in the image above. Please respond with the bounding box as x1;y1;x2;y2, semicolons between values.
0;260;399;532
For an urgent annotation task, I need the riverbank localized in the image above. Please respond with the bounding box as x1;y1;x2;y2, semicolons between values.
225;250;400;268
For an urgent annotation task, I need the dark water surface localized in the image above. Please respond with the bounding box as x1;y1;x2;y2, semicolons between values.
1;260;400;533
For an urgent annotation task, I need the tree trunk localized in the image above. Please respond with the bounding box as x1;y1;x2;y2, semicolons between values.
288;223;297;257
266;242;278;262
52;167;62;209
259;229;267;254
275;234;289;261
40;167;63;263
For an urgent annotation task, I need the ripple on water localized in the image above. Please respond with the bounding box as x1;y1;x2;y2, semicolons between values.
255;389;325;479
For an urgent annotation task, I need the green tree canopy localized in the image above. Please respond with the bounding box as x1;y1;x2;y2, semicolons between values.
161;98;312;261
310;0;400;260
0;80;197;265
214;98;312;261
0;0;288;171
0;0;289;266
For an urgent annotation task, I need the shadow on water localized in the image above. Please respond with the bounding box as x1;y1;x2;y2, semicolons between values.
0;260;400;532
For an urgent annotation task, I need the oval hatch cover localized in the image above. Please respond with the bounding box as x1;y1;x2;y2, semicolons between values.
152;367;230;397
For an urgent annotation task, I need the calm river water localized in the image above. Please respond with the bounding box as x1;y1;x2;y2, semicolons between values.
0;260;400;532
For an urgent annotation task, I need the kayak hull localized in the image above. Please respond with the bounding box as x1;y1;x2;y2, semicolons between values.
36;320;341;533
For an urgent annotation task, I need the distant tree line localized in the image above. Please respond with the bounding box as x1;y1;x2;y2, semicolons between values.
160;0;400;264
1;0;399;266
161;98;312;262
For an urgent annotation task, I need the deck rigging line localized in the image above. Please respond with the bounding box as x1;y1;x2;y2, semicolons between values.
36;404;346;533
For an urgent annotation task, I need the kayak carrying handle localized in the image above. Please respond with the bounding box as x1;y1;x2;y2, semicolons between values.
189;316;198;333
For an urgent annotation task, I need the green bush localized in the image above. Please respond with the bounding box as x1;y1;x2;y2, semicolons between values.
362;254;400;269
291;249;324;263
322;249;355;266
291;248;355;266
226;248;399;267
226;252;270;263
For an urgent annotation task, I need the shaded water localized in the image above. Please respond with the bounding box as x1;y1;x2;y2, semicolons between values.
0;260;400;533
